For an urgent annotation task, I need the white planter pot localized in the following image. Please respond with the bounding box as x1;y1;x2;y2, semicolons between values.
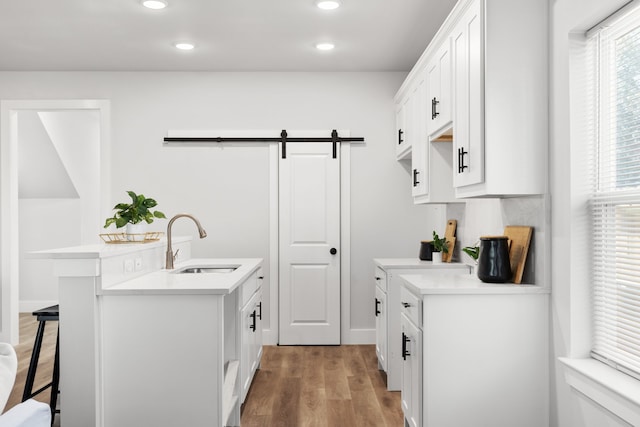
126;222;147;241
432;252;443;264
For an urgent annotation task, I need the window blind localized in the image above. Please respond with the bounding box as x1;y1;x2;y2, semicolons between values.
589;3;640;380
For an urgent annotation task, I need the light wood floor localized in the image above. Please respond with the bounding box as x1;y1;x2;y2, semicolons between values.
241;345;403;426
6;315;403;426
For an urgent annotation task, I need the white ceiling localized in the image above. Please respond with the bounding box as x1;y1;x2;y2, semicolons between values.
0;0;458;72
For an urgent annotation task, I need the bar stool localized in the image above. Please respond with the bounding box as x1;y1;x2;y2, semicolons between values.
22;304;60;425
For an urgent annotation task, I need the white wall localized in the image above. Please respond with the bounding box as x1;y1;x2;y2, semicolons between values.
16;109;101;311
550;0;632;426
0;71;444;342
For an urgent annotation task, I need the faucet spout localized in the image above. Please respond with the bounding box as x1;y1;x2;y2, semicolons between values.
165;213;207;269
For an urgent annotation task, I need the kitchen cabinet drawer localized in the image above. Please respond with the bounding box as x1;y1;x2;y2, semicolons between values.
400;286;421;327
240;272;258;306
374;267;387;292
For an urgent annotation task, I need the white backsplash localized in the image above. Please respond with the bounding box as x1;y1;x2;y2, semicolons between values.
445;195;548;286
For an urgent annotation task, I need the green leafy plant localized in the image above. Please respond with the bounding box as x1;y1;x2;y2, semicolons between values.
462;245;480;262
104;190;166;229
432;231;449;254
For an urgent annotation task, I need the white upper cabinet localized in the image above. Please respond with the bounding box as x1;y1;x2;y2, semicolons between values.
411;75;428;198
395;95;411;160
427;38;453;138
395;0;547;199
452;0;547;197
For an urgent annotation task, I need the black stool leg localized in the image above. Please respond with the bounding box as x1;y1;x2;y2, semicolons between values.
49;325;60;425
22;320;46;402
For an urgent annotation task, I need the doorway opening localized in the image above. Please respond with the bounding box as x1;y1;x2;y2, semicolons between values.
0;100;110;344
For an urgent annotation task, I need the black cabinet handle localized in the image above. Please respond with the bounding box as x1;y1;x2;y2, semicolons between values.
432;97;440;120
402;332;411;360
398;129;404;145
330;248;337;255
258;302;262;320
458;147;469;173
401;302;411;308
375;276;382;281
250;310;257;332
413;169;420;187
375;298;381;317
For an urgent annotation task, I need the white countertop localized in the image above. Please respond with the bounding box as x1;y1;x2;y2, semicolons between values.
28;236;191;259
100;258;262;295
374;258;472;270
400;272;550;295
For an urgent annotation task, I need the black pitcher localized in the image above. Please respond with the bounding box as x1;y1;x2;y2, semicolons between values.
477;236;512;283
419;241;435;261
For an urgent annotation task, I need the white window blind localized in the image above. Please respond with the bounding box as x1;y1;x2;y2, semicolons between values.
589;3;640;380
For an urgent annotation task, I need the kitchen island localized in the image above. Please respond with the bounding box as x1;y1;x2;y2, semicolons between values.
31;239;263;427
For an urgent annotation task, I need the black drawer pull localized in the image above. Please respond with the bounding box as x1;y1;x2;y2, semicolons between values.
250;310;257;332
402;332;411;360
401;302;411;308
432;97;440;120
375;298;381;317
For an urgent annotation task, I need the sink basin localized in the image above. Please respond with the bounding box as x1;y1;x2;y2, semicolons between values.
174;266;239;274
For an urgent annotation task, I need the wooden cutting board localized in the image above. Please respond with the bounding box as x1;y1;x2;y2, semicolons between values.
442;219;457;263
503;225;533;284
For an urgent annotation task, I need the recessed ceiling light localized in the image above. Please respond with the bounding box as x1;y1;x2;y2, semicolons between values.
316;0;342;10
141;0;168;9
316;42;335;51
174;42;195;50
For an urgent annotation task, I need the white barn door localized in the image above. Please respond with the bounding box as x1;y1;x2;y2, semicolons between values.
279;142;341;345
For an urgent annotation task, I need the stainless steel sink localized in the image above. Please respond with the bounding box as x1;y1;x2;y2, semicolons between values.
174;266;238;274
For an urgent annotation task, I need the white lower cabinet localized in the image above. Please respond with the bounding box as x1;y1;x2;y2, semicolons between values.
374;278;388;371
401;309;422;427
240;271;263;403
400;274;549;427
373;260;470;391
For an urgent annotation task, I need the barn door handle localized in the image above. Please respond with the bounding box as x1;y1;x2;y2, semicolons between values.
330;248;337;255
258;302;262;320
375;298;381;316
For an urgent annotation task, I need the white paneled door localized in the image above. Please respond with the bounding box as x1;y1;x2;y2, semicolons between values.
279;142;341;345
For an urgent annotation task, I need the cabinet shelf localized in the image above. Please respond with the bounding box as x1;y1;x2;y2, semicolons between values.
223;360;240;426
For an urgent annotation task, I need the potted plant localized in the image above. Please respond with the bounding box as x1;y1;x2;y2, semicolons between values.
463;243;480;273
431;231;449;264
104;190;166;240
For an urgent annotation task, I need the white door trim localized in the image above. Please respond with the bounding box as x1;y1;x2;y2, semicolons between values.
0;99;111;344
264;131;351;346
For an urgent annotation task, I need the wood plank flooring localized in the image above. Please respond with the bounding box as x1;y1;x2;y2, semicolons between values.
6;314;403;426
241;345;404;427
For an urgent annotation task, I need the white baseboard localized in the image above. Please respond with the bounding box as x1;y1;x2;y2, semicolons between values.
262;328;375;345
20;300;58;313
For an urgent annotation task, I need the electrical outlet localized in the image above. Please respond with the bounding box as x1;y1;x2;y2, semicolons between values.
124;259;134;273
134;257;143;271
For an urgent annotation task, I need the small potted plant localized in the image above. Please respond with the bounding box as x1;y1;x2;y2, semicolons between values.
463;243;480;273
104;190;166;240
431;231;449;264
